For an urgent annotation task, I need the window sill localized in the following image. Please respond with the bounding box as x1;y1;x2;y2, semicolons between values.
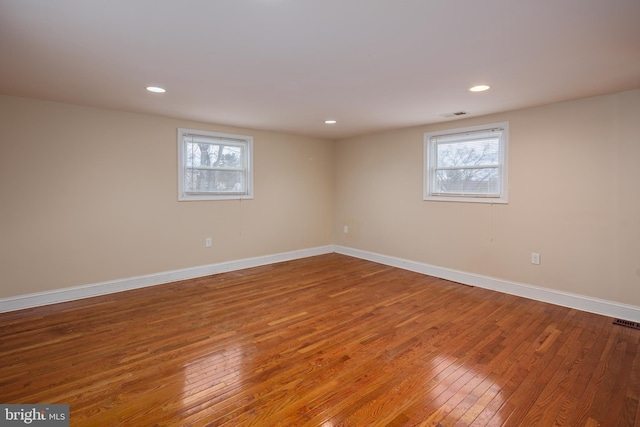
423;195;508;204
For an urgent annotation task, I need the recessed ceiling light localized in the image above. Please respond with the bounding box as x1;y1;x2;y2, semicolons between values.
324;120;337;124
146;86;166;93
469;85;491;92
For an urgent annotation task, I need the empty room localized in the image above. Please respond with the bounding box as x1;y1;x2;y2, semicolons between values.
1;1;639;426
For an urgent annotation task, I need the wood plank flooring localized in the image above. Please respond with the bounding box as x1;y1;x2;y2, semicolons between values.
1;253;639;426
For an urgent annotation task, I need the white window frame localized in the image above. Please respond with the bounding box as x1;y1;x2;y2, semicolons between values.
424;122;509;204
178;128;254;201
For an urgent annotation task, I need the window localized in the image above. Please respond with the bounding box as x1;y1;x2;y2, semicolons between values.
178;128;253;201
424;122;508;203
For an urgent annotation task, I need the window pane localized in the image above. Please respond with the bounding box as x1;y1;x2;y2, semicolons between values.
424;122;508;203
179;128;253;201
186;142;244;169
436;137;499;168
435;167;500;195
185;169;245;194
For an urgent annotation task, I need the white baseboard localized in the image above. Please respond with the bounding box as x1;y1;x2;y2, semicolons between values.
0;245;334;313
335;245;640;323
3;244;639;323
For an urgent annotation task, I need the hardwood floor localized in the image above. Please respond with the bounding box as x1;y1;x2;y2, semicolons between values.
1;253;639;426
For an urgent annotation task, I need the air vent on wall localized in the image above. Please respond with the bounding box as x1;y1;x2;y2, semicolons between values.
440;111;468;118
613;318;640;330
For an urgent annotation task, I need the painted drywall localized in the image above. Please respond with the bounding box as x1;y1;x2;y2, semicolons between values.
335;90;640;307
0;95;335;298
2;90;639;309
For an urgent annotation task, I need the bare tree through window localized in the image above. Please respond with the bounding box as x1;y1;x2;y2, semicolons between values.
424;123;508;203
435;137;500;195
178;129;253;201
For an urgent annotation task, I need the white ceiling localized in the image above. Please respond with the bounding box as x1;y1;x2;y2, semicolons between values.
1;0;639;139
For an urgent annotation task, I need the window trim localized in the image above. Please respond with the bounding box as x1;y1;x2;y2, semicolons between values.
177;128;254;201
423;121;509;204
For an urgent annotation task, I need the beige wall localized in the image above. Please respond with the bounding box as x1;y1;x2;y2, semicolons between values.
2;90;639;308
335;89;640;307
0;95;335;298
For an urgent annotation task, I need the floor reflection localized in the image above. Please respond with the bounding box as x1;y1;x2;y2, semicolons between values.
418;354;506;425
182;345;246;409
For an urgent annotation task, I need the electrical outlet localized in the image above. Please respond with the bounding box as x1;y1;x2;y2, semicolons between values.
531;252;540;265
343;226;349;234
205;238;212;248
